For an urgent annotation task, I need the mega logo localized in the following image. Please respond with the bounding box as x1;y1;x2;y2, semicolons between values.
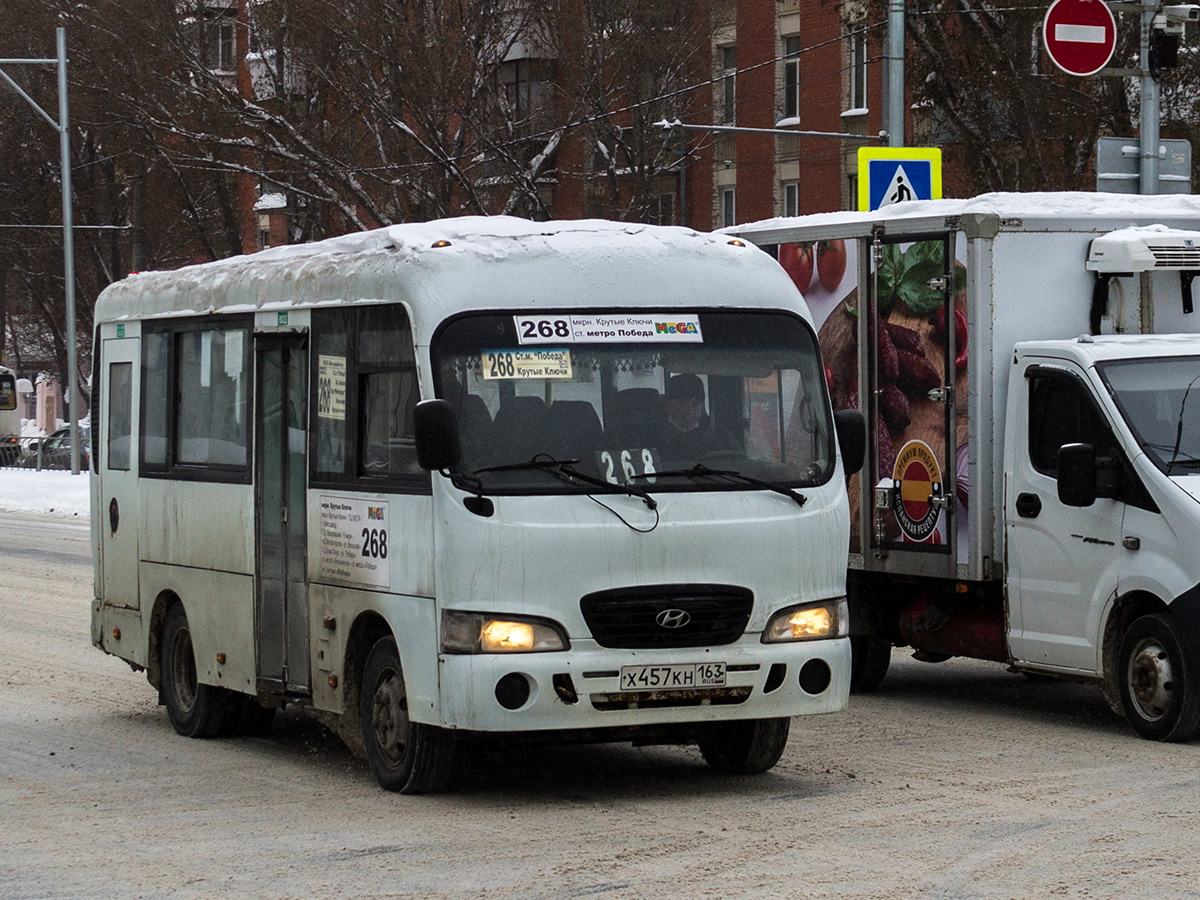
655;322;699;334
367;506;385;521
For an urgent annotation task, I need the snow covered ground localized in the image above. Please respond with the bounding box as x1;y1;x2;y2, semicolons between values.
0;468;90;517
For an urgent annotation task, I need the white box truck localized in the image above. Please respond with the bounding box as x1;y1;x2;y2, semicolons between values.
728;192;1200;741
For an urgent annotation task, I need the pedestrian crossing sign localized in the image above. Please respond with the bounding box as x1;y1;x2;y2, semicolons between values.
858;147;942;211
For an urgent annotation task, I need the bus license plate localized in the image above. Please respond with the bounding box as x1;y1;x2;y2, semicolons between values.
620;662;726;691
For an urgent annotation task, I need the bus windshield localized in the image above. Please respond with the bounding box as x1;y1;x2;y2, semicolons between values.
433;309;835;494
1099;355;1200;475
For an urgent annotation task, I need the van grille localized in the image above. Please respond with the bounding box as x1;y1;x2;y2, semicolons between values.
579;584;754;649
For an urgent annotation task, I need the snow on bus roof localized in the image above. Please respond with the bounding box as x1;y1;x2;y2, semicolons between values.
95;216;787;331
724;192;1200;239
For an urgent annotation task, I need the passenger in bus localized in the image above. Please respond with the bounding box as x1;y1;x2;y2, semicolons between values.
658;374;737;462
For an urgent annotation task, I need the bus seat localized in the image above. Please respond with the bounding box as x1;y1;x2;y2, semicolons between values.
606;388;664;449
486;395;548;466
542;401;604;474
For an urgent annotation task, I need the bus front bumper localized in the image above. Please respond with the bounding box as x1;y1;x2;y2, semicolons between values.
435;635;850;733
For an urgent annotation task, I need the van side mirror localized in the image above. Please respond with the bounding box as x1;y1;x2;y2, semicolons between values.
414;399;461;471
834;408;866;476
1057;443;1096;506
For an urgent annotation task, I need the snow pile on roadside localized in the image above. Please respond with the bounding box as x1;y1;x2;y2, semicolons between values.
0;469;90;517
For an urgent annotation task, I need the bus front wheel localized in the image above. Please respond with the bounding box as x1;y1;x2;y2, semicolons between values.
160;602;238;738
360;635;455;793
698;717;790;774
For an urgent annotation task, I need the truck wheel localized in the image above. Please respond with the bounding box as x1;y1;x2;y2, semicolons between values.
698;717;790;774
850;636;892;692
360;636;455;793
160;603;239;738
1118;613;1200;742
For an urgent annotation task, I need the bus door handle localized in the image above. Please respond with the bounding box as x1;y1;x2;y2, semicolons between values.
1015;492;1042;518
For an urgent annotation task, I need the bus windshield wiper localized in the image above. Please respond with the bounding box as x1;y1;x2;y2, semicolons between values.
634;463;807;507
472;455;657;509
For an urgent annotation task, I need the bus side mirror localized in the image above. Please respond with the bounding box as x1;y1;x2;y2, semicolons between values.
834;408;866;476
414;399;461;471
1057;443;1096;507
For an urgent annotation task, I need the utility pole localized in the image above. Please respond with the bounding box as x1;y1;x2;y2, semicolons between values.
885;0;906;147
0;27;80;473
1139;5;1161;193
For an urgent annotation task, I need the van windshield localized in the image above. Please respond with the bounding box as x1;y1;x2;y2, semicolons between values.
433;310;835;494
1099;355;1200;474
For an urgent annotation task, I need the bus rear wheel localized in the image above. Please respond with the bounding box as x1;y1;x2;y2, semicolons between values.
698;717;790;774
360;636;455;793
160;603;239;738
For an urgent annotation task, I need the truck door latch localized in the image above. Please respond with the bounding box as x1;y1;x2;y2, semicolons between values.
926;386;950;403
927;276;948;292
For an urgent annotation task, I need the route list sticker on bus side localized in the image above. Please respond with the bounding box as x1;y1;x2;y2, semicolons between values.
514;314;703;344
317;495;390;588
317;355;346;420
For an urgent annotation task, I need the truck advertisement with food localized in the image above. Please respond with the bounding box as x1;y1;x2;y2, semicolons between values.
728;193;1200;743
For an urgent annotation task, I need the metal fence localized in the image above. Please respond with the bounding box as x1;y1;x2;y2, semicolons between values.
0;434;89;470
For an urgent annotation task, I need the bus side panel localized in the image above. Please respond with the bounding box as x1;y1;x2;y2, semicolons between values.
140;480;254;572
308;583;440;723
140;561;256;695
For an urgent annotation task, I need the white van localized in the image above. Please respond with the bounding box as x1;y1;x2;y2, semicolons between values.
90;217;863;791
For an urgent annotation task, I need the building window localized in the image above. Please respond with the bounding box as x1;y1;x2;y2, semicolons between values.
502;59;532;121
648;193;676;226
847;173;858;210
722;188;736;228
207;17;235;71
721;46;737;125
783;36;801;121
783;182;799;217
849;27;867;111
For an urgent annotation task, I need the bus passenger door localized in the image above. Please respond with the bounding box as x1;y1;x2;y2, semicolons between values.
99;337;139;609
255;335;310;694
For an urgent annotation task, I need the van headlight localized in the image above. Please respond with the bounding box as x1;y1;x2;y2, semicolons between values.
762;598;849;643
441;610;569;653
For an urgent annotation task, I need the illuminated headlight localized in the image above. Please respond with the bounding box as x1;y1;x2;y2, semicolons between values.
761;598;849;643
441;610;569;653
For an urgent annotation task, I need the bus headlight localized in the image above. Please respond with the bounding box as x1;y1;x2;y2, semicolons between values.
762;598;849;643
441;610;569;653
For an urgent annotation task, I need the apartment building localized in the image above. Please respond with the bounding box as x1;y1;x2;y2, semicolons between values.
199;0;887;249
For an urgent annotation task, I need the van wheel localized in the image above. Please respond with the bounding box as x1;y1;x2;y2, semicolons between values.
1119;614;1200;742
698;717;790;774
360;636;455;793
161;603;239;738
850;636;892;692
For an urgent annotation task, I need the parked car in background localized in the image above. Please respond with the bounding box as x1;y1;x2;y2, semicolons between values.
21;426;90;470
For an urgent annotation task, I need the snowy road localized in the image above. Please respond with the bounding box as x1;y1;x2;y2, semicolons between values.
4;511;1200;899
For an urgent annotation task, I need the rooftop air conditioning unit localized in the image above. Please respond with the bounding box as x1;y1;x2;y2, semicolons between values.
1085;226;1200;331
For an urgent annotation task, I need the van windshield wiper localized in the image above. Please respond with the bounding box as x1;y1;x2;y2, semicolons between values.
634;463;807;507
472;455;657;509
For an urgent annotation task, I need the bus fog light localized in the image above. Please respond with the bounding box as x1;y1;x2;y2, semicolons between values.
799;659;832;694
441;610;568;653
495;673;531;710
762;598;848;642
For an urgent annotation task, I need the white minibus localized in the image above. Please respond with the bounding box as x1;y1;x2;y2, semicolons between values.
90;217;863;792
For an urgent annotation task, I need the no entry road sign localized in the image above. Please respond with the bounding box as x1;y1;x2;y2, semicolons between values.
1043;0;1117;77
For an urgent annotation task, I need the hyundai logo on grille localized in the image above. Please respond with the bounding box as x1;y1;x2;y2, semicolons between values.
655;609;692;629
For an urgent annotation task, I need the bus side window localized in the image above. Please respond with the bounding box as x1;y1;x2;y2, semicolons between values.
312;304;425;486
107;362;133;471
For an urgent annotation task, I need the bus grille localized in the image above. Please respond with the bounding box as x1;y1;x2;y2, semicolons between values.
590;686;752;711
579;584;754;649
